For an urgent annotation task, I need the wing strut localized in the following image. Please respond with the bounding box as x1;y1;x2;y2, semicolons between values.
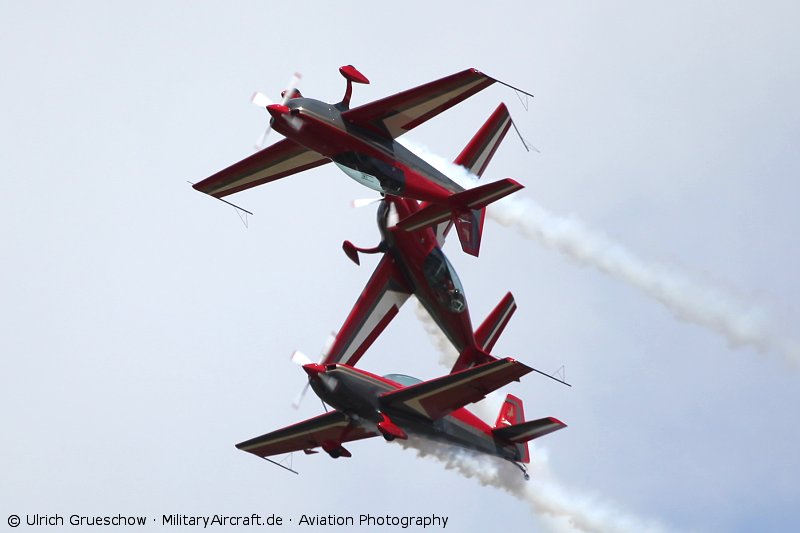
260;454;300;475
510;118;540;153
530;366;572;388
188;181;253;227
484;75;534;110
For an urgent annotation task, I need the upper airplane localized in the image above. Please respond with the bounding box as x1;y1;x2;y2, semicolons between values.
192;65;532;256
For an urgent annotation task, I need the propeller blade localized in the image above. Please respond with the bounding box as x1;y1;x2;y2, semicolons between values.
291;350;312;366
319;373;337;392
292;381;311;409
321;331;337;358
280;72;302;106
255;126;271;151
386;202;400;228
251;91;273;108
351;197;382;209
253;72;301;150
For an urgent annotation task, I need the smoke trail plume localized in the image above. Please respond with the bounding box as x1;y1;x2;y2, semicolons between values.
398;437;670;533
400;139;800;366
413;299;458;368
412;301;675;533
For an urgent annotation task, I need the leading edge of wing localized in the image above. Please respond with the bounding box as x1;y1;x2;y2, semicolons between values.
236;410;377;458
193;138;330;199
380;357;533;422
342;68;495;139
321;255;412;367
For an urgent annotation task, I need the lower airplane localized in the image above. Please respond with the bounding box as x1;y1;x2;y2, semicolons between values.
236;356;566;479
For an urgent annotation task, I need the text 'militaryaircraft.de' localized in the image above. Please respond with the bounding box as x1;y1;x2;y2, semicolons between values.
192;65;533;256
237;352;566;480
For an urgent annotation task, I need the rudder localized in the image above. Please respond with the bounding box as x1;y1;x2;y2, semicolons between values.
494;394;529;463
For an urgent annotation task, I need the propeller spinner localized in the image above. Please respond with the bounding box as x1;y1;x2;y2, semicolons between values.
253;72;302;150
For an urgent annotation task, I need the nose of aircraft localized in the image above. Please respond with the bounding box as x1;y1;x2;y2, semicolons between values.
266;103;290;120
302;363;326;378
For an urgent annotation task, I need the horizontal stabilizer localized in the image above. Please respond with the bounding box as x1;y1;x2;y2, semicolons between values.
433;103;514;246
380;357;531;421
492;417;567;444
397;178;522;256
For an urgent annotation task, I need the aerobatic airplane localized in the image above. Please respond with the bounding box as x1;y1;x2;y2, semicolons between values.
192;65;531;256
237;354;566;479
316;103;558;376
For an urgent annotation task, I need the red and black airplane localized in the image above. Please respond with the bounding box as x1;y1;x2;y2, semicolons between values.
237;354;566;479
319;103;524;374
192;65;531;256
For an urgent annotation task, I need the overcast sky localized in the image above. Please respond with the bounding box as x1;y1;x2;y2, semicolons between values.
2;1;799;532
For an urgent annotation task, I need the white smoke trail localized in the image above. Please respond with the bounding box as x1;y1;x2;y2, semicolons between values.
413;299;458;368
412;300;676;533
398;437;670;533
400;138;800;366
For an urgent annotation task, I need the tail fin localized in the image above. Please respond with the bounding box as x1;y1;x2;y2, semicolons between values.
454;102;513;178
492;394;567;463
495;393;525;428
450;346;497;374
494;394;529;463
409;103;516;256
475;292;516;352
397;178;523;256
450;293;516;373
450;103;513;257
492;394;567;464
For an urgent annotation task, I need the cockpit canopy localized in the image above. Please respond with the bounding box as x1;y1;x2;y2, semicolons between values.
422;248;466;313
383;373;422;386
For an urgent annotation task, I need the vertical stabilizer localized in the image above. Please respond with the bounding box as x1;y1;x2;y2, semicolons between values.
475;292;517;352
494;394;529;463
450;102;513;257
430;103;515;252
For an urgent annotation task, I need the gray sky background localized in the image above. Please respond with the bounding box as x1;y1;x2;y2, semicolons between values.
2;1;799;532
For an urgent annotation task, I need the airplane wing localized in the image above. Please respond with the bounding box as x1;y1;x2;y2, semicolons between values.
193;138;330;198
380;357;532;421
342;68;495;139
321;256;412;367
236;411;377;458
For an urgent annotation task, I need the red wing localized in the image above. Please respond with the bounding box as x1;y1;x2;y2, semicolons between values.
342;68;495;139
379;358;532;421
236;411;377;458
321;256;412;367
193;138;329;198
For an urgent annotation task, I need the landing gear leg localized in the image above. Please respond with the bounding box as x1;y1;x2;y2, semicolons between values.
513;461;530;481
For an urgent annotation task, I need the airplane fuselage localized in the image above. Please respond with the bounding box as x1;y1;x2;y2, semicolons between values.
269;98;465;203
375;196;478;356
305;363;522;463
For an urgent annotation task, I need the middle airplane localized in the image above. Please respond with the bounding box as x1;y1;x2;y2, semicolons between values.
192;65;529;256
318;103;520;374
